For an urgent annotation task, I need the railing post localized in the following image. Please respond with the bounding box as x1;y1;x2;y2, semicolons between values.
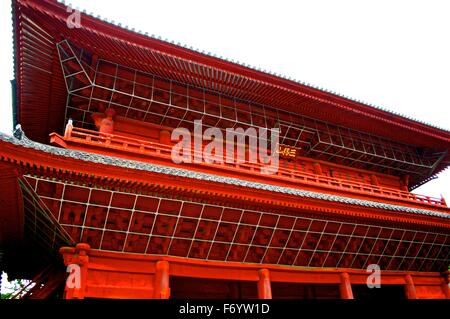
441;270;450;299
160;130;171;144
64;119;73;138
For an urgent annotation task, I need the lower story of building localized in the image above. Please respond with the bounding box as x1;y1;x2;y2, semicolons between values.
1;131;449;299
58;245;449;299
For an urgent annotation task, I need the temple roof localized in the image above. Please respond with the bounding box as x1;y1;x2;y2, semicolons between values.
11;0;450;186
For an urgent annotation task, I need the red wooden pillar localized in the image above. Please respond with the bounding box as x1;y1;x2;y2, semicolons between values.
370;174;379;186
401;175;410;191
60;246;76;299
339;272;354;299
59;243;90;299
160;130;171;144
441;271;450;299
440;195;447;206
404;274;417;299
441;280;450;299
257;269;272;299
313;162;323;175
154;260;170;299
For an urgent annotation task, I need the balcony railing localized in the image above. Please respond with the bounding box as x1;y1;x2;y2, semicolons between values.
50;125;447;208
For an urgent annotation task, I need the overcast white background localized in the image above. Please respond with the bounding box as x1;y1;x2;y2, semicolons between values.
0;0;449;201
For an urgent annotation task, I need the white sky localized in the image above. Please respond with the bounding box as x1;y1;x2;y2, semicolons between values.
0;0;449;200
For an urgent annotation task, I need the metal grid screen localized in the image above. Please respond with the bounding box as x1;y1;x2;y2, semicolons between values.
23;175;450;272
19;178;74;254
56;40;445;180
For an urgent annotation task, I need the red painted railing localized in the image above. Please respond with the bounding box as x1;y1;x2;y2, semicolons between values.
53;126;447;208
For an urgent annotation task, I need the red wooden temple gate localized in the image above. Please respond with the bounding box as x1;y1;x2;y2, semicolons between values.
0;0;449;299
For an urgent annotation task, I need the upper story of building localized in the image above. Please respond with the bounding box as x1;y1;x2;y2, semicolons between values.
11;0;450;213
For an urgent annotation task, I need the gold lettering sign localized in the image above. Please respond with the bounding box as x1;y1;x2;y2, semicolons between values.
277;145;297;158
